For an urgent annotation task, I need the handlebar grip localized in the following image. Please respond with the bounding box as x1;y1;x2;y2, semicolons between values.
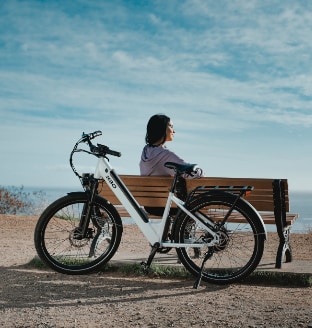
94;143;121;157
107;149;122;157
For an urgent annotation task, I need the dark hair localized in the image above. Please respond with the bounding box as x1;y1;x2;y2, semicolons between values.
145;114;170;146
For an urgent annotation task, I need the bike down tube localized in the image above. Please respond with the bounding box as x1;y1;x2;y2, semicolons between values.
94;157;161;245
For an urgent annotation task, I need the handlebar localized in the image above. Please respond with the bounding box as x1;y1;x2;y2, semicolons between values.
70;130;121;180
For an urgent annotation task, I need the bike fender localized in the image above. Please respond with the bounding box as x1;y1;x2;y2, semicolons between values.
67;191;87;197
67;192;116;207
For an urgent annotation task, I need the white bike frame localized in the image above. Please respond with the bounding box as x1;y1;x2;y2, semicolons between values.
94;155;219;249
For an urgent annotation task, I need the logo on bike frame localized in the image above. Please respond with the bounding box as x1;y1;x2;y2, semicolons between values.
105;175;117;188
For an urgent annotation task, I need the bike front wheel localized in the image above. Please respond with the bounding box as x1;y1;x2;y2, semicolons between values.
34;192;123;274
174;193;265;284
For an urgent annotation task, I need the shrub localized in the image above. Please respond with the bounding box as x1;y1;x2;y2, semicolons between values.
0;185;46;215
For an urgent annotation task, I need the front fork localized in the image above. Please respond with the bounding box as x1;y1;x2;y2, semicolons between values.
78;175;99;238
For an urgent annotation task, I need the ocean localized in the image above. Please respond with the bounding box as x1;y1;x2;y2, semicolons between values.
23;186;312;234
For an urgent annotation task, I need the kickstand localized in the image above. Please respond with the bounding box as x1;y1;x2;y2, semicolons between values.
141;242;160;274
193;248;213;289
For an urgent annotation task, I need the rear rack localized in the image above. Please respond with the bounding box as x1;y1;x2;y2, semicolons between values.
188;185;254;199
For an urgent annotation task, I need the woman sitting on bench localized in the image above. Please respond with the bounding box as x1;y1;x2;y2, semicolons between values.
139;114;204;216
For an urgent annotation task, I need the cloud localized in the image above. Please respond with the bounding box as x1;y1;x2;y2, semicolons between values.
0;0;311;189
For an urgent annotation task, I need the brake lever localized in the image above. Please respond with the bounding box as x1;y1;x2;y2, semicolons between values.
81;130;102;142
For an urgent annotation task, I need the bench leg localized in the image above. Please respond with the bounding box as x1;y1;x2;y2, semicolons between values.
273;179;293;269
275;227;292;268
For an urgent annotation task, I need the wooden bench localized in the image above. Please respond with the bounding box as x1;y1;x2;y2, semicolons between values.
98;176;299;268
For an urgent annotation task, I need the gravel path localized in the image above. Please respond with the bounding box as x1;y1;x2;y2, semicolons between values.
0;214;311;328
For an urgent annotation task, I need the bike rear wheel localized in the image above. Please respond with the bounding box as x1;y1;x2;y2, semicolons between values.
174;193;265;284
34;192;123;274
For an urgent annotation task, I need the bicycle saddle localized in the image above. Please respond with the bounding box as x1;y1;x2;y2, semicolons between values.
164;162;199;175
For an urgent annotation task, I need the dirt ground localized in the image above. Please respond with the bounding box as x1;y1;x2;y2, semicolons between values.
0;214;311;328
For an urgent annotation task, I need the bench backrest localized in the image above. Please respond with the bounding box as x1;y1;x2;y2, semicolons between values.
98;175;290;212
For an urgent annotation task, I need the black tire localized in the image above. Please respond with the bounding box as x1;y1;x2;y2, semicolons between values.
174;192;265;284
34;192;123;274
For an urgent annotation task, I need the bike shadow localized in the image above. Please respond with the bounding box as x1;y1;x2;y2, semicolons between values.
0;263;228;310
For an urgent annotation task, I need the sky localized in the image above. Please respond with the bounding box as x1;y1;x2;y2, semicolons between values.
0;0;312;192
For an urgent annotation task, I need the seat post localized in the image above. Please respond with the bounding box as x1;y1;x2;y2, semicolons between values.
169;172;180;193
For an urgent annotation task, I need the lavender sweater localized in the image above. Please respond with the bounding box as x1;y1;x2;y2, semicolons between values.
139;145;203;178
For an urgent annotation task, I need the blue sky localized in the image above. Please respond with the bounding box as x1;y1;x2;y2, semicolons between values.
0;0;311;191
